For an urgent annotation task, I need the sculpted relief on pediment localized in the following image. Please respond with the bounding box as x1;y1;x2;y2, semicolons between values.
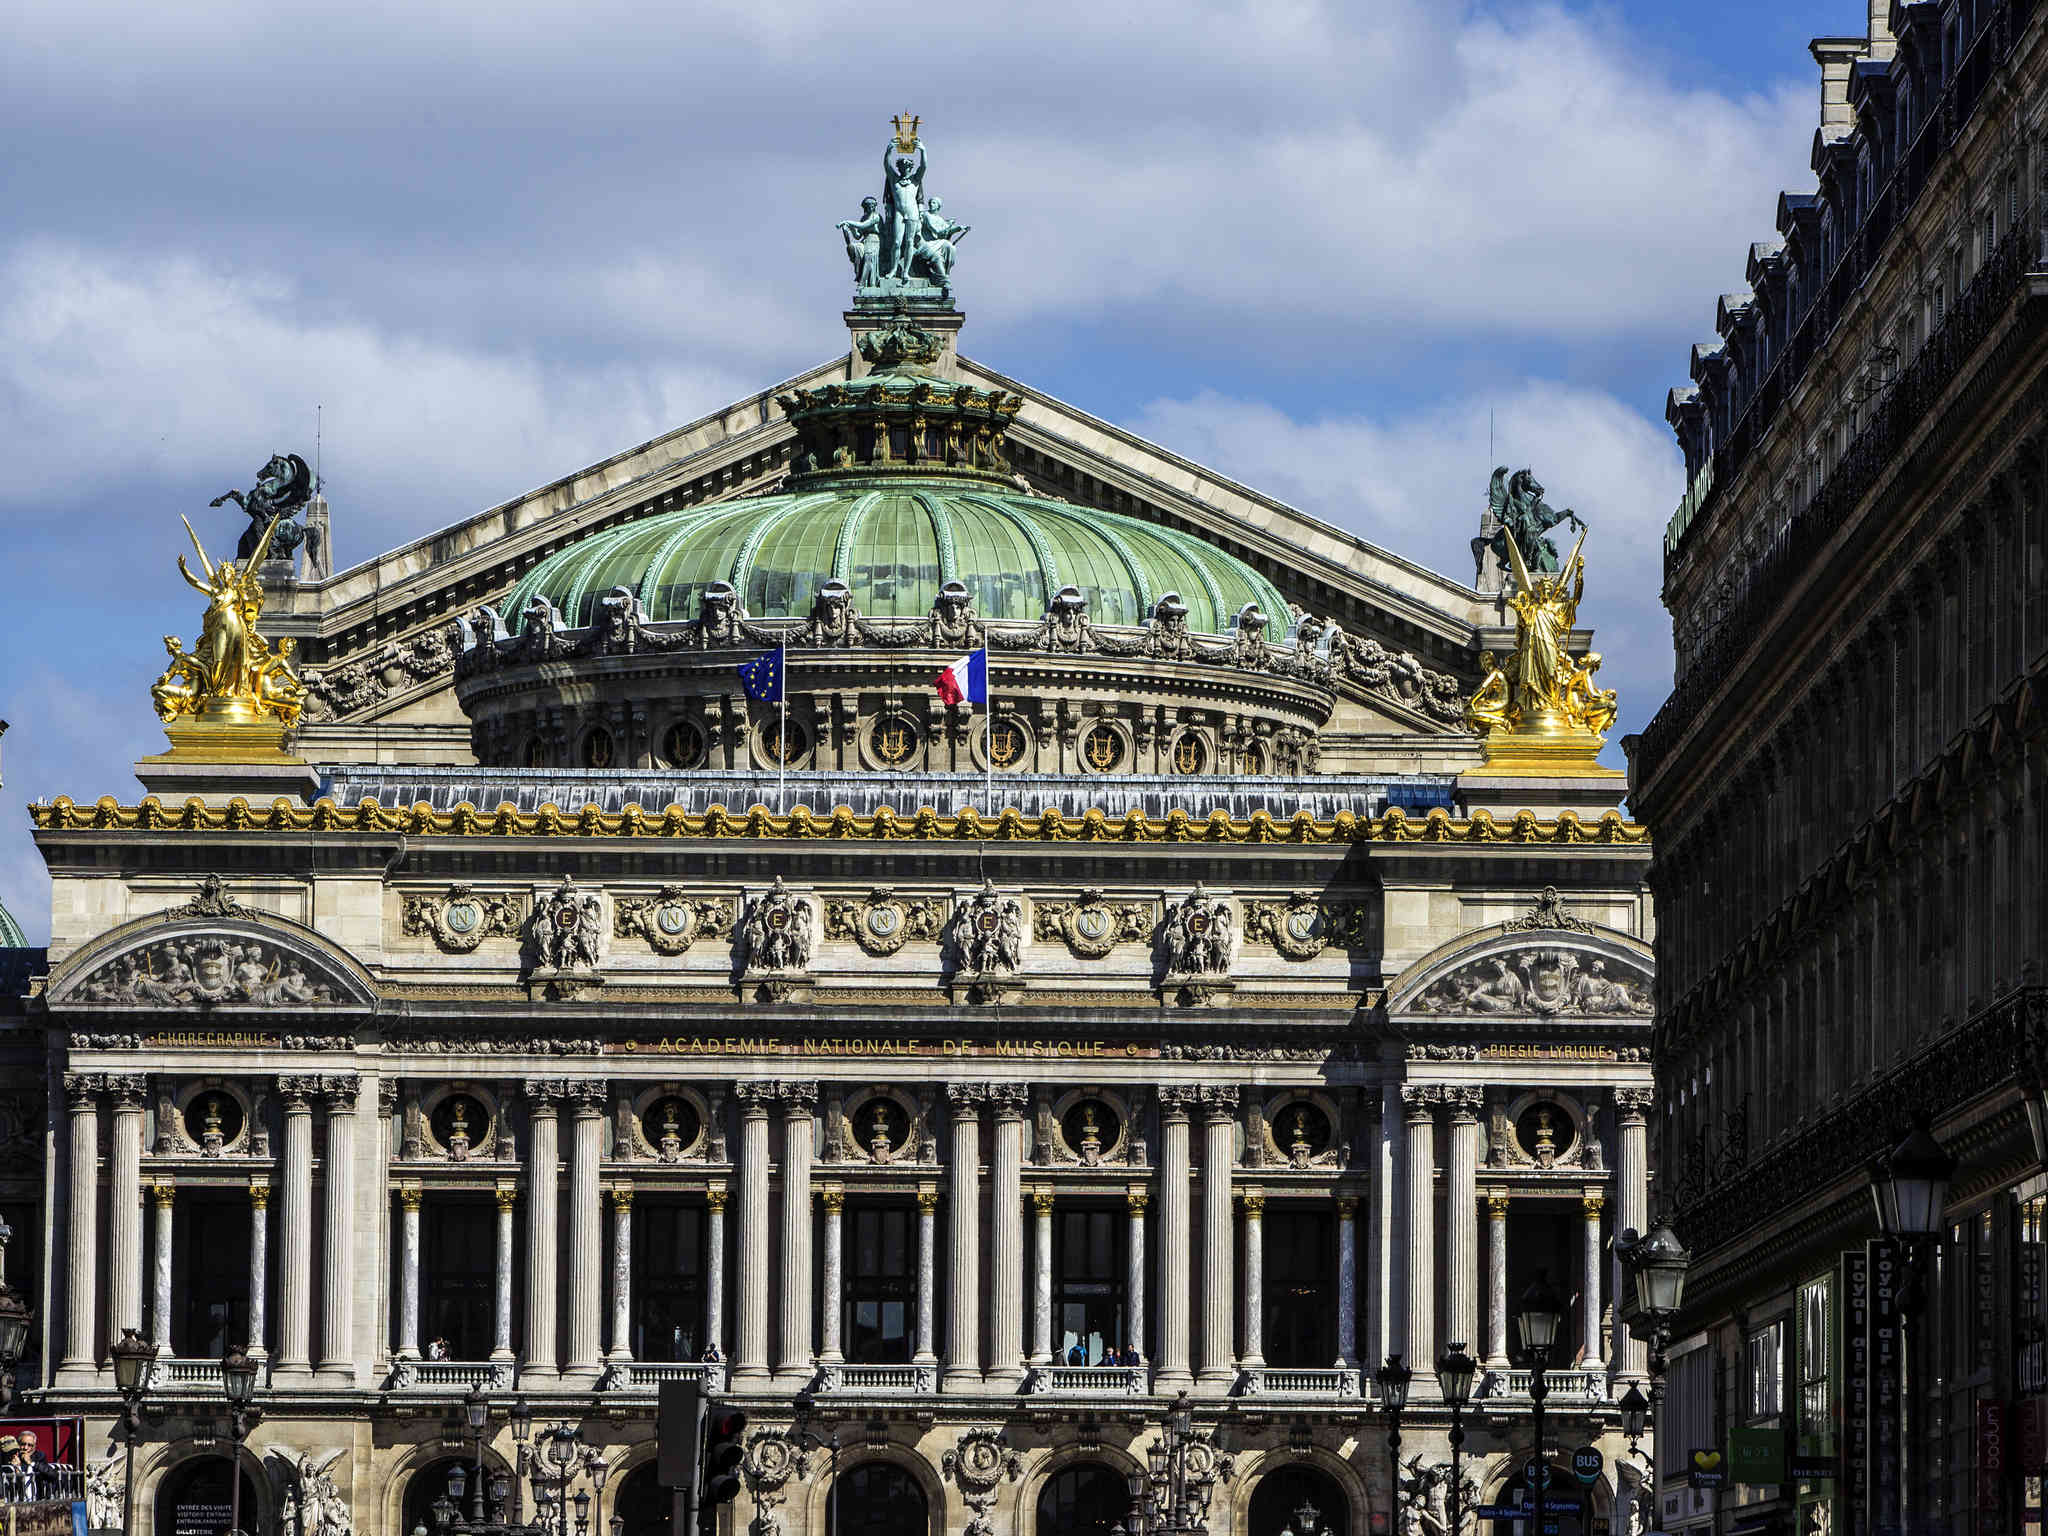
1410;945;1650;1018
71;932;356;1008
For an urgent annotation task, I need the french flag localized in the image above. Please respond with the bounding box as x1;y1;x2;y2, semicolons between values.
934;647;988;706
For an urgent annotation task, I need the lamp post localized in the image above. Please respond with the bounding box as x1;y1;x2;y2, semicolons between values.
1374;1354;1412;1529
219;1345;262;1536
1514;1273;1566;1515
1870;1116;1955;1528
1615;1214;1692;1529
110;1328;159;1536
1124;1391;1223;1534
0;1218;31;1415
1436;1343;1477;1536
463;1386;492;1523
525;1423;607;1536
508;1398;534;1527
789;1391;841;1536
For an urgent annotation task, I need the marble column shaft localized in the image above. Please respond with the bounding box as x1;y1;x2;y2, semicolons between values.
734;1085;772;1383
988;1087;1027;1385
608;1186;634;1362
1335;1195;1358;1368
1371;1081;1400;1366
149;1182;174;1351
1198;1088;1237;1388
247;1182;269;1359
1485;1192;1510;1367
397;1186;422;1360
1031;1189;1054;1367
61;1076;99;1373
818;1189;845;1364
1445;1087;1483;1355
1401;1085;1438;1384
1239;1191;1265;1367
108;1080;145;1340
1615;1089;1653;1377
1155;1089;1194;1389
565;1086;605;1379
776;1083;817;1377
275;1078;315;1372
523;1083;562;1375
493;1185;516;1361
705;1188;727;1362
318;1077;358;1375
913;1188;938;1365
944;1085;984;1389
1126;1190;1148;1364
1581;1191;1605;1368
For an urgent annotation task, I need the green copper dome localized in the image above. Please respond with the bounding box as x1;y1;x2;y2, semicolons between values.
507;481;1292;637
0;897;26;951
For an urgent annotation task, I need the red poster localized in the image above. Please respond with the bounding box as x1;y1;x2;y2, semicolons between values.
0;1420;82;1472
1979;1399;2010;1514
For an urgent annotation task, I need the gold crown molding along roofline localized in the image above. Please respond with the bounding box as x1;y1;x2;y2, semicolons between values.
30;795;1647;845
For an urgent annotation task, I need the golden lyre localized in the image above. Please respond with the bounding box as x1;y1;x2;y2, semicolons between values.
891;113;921;154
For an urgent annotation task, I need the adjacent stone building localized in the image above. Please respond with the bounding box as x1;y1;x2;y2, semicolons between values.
5;131;1657;1536
1637;4;2048;1534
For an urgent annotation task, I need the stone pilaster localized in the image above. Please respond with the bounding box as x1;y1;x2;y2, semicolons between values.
705;1186;727;1363
944;1082;985;1390
1239;1190;1265;1368
732;1083;773;1384
564;1081;606;1383
396;1183;422;1361
1445;1085;1483;1358
1613;1087;1653;1378
1485;1191;1510;1367
107;1076;146;1346
1401;1083;1440;1389
988;1083;1028;1386
1126;1188;1148;1366
317;1074;359;1380
776;1081;817;1381
819;1187;844;1365
1197;1085;1237;1391
492;1183;517;1363
914;1186;938;1366
521;1078;564;1378
149;1181;175;1351
1155;1086;1195;1391
274;1075;317;1377
246;1180;269;1359
608;1184;634;1364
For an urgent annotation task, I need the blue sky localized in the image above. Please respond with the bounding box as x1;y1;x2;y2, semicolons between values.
0;1;1852;942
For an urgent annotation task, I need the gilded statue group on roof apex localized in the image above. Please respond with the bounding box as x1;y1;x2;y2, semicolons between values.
836;114;971;302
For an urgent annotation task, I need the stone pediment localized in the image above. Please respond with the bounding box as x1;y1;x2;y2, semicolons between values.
1386;923;1653;1021
45;892;377;1010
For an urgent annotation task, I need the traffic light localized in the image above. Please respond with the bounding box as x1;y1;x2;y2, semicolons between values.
657;1379;703;1500
698;1403;748;1533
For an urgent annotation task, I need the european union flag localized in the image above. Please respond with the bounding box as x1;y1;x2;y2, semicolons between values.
737;646;785;703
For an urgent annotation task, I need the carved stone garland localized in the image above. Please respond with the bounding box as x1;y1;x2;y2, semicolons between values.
823;888;943;957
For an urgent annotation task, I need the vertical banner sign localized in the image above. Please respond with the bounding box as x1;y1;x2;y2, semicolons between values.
1977;1239;1999;1376
1978;1399;2009;1517
2021;1242;2045;1397
1869;1237;1902;1536
1843;1246;1869;1536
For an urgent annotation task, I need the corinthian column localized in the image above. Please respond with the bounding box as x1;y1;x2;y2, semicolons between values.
1400;1083;1439;1390
1030;1189;1054;1368
1126;1189;1148;1366
1581;1191;1606;1370
1485;1192;1510;1367
317;1075;359;1381
1444;1086;1483;1357
733;1084;773;1385
819;1188;844;1366
396;1184;422;1361
274;1076;317;1377
776;1081;818;1381
522;1079;564;1379
1155;1086;1195;1391
59;1075;102;1380
493;1183;517;1364
247;1180;269;1359
1614;1087;1652;1378
914;1186;938;1366
1197;1086;1238;1392
944;1083;985;1391
107;1076;146;1345
988;1083;1029;1387
564;1081;606;1383
1239;1190;1265;1369
705;1187;727;1365
608;1185;634;1365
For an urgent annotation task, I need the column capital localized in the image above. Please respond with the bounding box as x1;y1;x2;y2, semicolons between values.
521;1077;569;1110
149;1179;176;1210
945;1081;988;1117
775;1080;820;1114
1485;1190;1510;1219
1198;1084;1239;1122
609;1184;635;1212
917;1186;940;1213
733;1081;776;1114
1612;1086;1654;1123
1442;1085;1484;1120
397;1182;423;1212
1400;1082;1443;1120
566;1080;609;1113
62;1071;106;1106
248;1178;270;1209
1030;1188;1055;1217
820;1186;844;1212
317;1074;360;1113
990;1082;1031;1119
1158;1085;1199;1121
276;1074;321;1109
1239;1189;1265;1217
1581;1190;1606;1215
707;1186;729;1212
107;1073;149;1109
377;1078;399;1117
495;1183;518;1213
1335;1193;1358;1219
1126;1187;1150;1215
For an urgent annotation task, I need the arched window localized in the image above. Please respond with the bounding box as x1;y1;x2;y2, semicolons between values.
1036;1463;1132;1536
400;1457;475;1536
611;1463;668;1536
828;1462;928;1536
1247;1465;1348;1536
155;1456;261;1536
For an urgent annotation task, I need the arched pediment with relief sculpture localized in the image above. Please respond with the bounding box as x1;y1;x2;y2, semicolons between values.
45;877;377;1010
1385;902;1653;1022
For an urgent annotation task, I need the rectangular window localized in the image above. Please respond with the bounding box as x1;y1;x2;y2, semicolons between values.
422;1197;495;1361
178;1196;253;1358
1797;1277;1833;1453
634;1198;706;1362
1054;1206;1126;1365
1263;1210;1335;1367
844;1203;914;1364
1746;1319;1785;1424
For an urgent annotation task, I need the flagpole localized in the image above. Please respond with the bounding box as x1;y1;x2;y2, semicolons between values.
778;683;788;815
984;654;994;820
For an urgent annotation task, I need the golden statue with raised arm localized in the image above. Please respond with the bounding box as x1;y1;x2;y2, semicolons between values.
152;512;305;730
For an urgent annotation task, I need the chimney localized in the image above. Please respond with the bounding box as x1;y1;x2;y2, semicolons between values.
1866;0;1897;61
1810;37;1864;137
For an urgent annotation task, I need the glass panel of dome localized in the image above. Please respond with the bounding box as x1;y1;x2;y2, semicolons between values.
948;496;1047;621
660;504;761;613
1034;503;1132;627
856;493;940;617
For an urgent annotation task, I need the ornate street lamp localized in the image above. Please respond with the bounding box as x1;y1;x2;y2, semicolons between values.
109;1328;159;1536
1437;1343;1477;1536
219;1344;263;1536
1616;1214;1691;1527
1125;1391;1223;1534
463;1386;492;1523
1515;1272;1566;1508
1871;1117;1956;1527
0;1219;31;1415
1375;1354;1413;1527
526;1423;608;1536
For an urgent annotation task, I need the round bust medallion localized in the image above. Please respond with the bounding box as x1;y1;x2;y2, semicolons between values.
1273;1100;1332;1163
183;1091;245;1150
1060;1098;1121;1164
641;1096;702;1159
853;1096;912;1161
430;1093;488;1155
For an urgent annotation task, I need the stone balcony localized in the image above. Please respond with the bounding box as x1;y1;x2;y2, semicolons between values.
814;1362;938;1394
1238;1366;1364;1400
1027;1365;1150;1396
385;1359;515;1392
1479;1368;1609;1402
